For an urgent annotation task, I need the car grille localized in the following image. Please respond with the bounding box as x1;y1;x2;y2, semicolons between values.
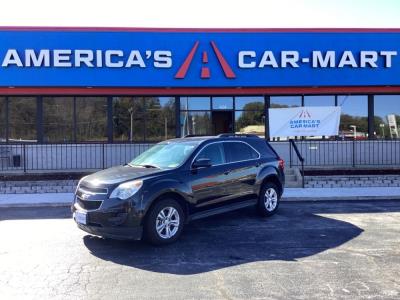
77;197;102;210
78;184;108;194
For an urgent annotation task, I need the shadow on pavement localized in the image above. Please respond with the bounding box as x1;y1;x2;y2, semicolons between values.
81;201;400;275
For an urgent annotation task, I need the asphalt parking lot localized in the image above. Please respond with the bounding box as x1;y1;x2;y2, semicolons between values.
1;201;400;299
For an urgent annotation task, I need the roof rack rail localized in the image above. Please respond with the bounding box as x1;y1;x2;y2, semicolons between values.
183;134;208;138
217;133;260;138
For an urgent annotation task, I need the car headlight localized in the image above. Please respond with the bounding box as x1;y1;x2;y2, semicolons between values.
110;180;143;200
75;176;88;193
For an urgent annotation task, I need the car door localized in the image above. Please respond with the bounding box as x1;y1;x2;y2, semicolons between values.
222;141;260;201
189;142;232;210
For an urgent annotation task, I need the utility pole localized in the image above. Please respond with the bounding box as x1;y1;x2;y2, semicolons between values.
165;117;168;140
128;107;134;142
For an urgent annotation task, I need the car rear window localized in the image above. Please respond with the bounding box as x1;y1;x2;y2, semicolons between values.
264;141;279;159
224;142;259;163
248;139;279;159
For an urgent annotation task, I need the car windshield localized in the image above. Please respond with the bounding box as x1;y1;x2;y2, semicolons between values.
129;141;200;169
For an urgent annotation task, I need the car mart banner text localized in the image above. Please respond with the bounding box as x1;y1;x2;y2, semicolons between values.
269;106;341;137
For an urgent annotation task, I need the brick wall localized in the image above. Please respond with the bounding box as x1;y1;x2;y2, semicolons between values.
0;180;78;194
305;175;400;188
1;175;399;193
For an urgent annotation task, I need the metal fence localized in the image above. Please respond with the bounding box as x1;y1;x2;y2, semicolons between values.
0;143;154;173
1;139;400;174
286;139;400;168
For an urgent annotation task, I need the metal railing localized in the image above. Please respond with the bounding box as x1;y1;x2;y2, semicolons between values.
0;143;154;173
1;139;400;174
289;139;305;188
287;139;400;168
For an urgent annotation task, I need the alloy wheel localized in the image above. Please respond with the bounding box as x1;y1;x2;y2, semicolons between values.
264;188;278;212
155;206;180;239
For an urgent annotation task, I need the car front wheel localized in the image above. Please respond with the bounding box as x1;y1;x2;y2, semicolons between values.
144;198;184;245
258;182;280;217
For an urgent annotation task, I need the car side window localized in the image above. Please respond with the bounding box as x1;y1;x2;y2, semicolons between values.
196;143;225;165
224;142;259;163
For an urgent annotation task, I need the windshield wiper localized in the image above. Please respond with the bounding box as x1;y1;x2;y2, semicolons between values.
140;164;160;169
132;164;160;169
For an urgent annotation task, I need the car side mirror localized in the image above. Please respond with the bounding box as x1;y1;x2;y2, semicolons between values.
192;158;212;169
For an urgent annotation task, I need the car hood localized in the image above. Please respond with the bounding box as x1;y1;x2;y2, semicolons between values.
81;165;165;186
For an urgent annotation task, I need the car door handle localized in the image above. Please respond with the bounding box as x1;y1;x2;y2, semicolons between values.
224;170;231;175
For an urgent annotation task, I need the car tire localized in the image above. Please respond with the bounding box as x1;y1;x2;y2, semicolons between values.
258;182;280;217
143;198;185;246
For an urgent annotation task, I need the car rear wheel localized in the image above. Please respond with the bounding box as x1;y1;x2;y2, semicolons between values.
258;182;280;217
144;198;184;245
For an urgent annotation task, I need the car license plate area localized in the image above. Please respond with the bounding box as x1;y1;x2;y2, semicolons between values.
75;211;87;225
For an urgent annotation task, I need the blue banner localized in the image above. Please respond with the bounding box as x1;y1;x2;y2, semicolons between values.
0;30;399;87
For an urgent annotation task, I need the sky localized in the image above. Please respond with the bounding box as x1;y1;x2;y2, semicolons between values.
0;0;399;28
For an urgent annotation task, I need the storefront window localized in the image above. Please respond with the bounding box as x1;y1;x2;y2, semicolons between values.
212;97;233;110
270;96;301;108
180;97;210;110
337;95;368;139
43;97;74;142
8;97;37;142
113;97;175;142
76;97;107;142
180;111;211;136
304;95;335;106
145;97;176;141
0;97;5;142
235;96;264;110
374;95;400;139
180;97;212;136
113;97;144;142
233;96;265;136
235;111;265;136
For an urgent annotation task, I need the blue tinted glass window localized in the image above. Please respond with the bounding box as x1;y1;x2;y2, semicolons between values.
180;97;210;110
224;142;258;162
374;95;400;139
235;96;264;110
212;97;233;110
304;96;335;106
197;143;225;165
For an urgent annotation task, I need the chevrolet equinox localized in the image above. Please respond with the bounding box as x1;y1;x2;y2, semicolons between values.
72;134;285;245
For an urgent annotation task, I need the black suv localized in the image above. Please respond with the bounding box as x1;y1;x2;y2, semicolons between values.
72;134;285;245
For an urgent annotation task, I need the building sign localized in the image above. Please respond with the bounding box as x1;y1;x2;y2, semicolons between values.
269;106;341;137
0;29;399;87
387;114;399;138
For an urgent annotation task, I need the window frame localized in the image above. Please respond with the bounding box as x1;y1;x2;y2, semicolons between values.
191;140;261;168
223;141;261;163
193;141;226;166
1;92;398;144
7;96;38;143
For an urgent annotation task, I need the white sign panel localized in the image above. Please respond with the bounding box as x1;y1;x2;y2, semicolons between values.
269;106;341;137
387;114;399;138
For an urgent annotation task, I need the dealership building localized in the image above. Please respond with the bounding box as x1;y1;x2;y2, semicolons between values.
0;27;399;173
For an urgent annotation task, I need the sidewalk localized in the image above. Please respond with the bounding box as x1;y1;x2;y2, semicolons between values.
283;187;400;201
0;187;400;208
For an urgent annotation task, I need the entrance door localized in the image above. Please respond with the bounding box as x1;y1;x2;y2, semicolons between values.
212;111;233;135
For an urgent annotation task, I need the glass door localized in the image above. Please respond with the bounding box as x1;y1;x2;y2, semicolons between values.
211;97;234;135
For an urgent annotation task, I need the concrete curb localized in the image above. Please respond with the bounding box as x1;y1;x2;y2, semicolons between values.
0;193;73;208
0;202;72;208
282;196;400;202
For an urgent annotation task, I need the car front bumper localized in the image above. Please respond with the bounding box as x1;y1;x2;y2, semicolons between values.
72;194;144;240
75;222;143;240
